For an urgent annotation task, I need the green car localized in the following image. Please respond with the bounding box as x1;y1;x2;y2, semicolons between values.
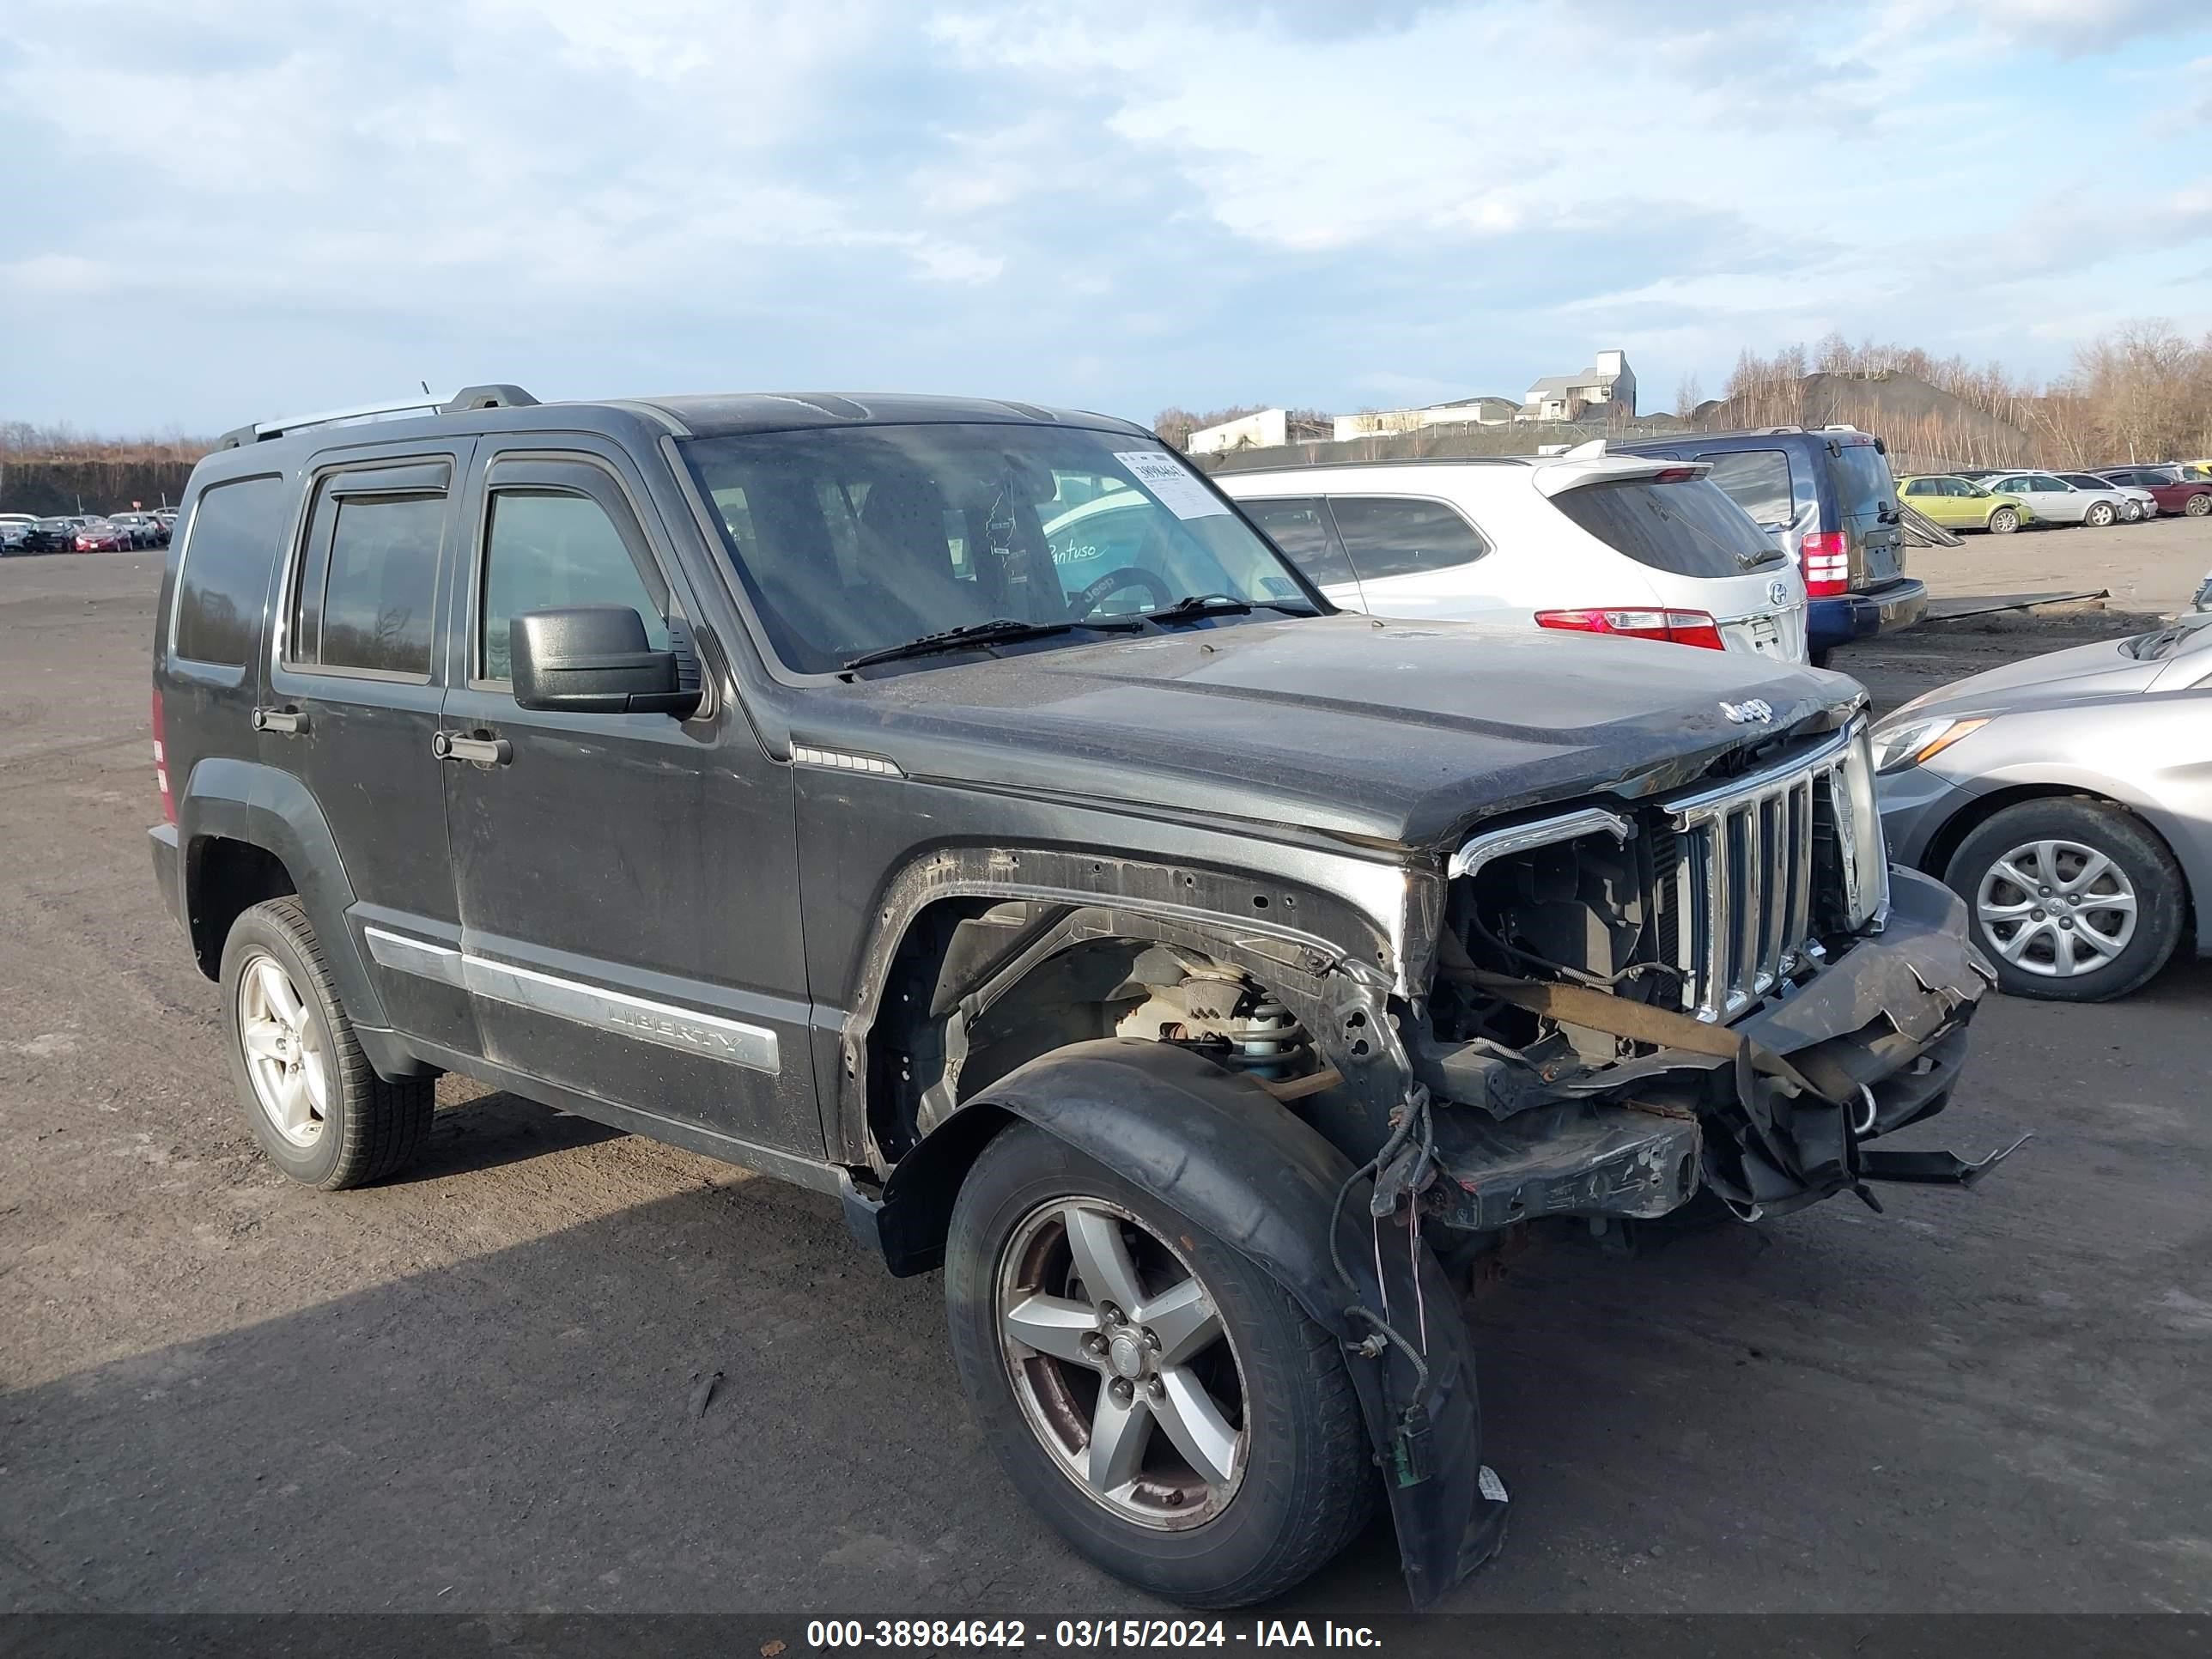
1897;474;2034;534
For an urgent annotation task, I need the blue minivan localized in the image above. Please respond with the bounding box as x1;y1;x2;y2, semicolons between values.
1611;426;1925;665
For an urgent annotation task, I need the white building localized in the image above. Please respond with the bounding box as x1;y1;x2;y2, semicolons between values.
1330;396;1519;442
1187;408;1332;454
1517;349;1636;422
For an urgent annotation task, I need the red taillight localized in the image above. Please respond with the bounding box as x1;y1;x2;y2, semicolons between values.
1800;530;1850;598
152;688;174;824
1650;466;1698;483
1534;606;1726;650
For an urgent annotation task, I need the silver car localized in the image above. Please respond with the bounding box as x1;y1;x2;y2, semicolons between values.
1982;470;2136;527
1875;616;2212;1000
2059;471;2154;522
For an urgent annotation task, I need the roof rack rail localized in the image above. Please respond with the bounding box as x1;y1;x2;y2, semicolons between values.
214;383;542;449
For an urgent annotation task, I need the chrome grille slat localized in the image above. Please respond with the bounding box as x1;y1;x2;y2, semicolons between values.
1759;792;1790;991
1662;725;1867;1021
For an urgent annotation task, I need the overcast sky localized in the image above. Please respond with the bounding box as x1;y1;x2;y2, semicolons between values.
5;0;2210;435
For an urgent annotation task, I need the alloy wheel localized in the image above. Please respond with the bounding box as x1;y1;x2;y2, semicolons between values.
1976;838;2137;980
996;1197;1248;1530
236;951;330;1146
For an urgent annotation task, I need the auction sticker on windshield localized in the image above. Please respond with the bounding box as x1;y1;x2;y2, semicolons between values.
1115;451;1230;520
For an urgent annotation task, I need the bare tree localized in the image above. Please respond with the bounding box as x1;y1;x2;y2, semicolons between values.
1673;372;1704;417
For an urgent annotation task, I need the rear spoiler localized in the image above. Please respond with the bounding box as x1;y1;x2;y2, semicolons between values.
1531;445;1714;498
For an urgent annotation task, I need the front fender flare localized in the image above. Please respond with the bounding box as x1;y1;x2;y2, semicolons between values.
874;1039;1507;1608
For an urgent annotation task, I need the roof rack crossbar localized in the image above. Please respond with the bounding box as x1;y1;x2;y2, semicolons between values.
214;383;542;448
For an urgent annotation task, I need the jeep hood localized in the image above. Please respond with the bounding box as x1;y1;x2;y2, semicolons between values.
808;616;1855;848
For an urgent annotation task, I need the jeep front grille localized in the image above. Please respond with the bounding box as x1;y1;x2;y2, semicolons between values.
1660;722;1881;1021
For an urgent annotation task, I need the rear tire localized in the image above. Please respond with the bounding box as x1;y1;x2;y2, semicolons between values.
2186;493;2211;517
1988;507;2020;534
945;1121;1375;1607
1942;799;2185;1002
219;897;434;1188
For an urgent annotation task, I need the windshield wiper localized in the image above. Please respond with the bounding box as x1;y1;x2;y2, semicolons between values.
2126;623;2190;661
1144;592;1319;626
842;616;1141;672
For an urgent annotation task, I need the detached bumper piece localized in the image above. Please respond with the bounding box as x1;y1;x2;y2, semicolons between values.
1429;1101;1699;1230
1857;1136;2032;1188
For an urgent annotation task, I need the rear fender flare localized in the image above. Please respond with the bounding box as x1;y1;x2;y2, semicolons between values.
876;1038;1506;1608
179;757;389;1030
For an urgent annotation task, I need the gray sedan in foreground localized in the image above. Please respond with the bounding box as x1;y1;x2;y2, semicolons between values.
1875;617;2212;1000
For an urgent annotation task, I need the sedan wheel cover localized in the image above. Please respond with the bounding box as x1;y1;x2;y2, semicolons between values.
1977;838;2137;979
996;1197;1248;1530
237;951;330;1146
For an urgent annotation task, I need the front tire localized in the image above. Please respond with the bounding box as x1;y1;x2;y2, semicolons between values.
945;1122;1375;1607
2186;493;2211;517
219;897;434;1188
1988;507;2020;534
1943;799;2185;1002
2085;501;2115;527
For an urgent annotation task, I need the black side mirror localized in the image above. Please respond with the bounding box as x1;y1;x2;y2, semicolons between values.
511;606;701;717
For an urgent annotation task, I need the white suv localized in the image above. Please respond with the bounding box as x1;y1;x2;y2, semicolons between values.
1216;450;1810;662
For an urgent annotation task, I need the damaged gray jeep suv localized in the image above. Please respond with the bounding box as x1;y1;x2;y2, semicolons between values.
149;386;2008;1608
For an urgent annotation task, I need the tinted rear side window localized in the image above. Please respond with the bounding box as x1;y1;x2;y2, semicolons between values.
1327;496;1489;581
299;495;444;678
1826;442;1896;524
173;476;288;666
1552;477;1778;579
1242;496;1355;586
1701;450;1793;526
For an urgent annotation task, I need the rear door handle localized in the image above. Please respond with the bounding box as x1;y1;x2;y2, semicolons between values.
433;732;513;766
252;707;306;735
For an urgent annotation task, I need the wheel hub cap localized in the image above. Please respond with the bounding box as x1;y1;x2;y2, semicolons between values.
1976;837;2137;979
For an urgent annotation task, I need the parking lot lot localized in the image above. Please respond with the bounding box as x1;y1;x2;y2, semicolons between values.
3;531;2209;1617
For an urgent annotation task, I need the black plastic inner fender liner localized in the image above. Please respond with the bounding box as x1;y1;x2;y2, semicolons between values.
895;1039;1507;1608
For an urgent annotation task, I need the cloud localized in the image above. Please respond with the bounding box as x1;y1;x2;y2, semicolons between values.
1941;0;2204;46
0;0;2208;432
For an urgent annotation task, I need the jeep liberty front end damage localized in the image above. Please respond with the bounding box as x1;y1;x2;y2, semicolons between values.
856;697;2009;1607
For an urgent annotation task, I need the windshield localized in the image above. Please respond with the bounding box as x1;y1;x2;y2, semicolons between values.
1827;441;1896;524
680;425;1318;673
1549;476;1785;579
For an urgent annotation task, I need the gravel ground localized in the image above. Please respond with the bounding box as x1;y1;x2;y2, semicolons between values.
2;543;2209;1618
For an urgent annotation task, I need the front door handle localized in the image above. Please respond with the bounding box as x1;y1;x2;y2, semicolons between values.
252;706;307;735
433;732;513;766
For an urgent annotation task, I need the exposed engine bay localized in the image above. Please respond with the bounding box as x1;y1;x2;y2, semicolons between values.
1413;821;2008;1231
